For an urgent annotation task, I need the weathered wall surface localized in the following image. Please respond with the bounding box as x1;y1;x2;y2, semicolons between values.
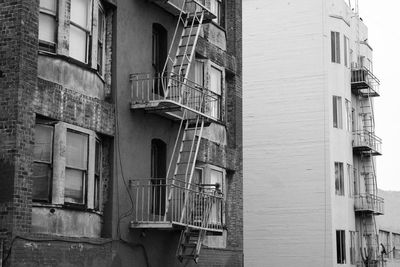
243;0;333;266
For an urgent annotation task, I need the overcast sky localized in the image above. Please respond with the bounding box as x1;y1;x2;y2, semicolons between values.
359;0;400;190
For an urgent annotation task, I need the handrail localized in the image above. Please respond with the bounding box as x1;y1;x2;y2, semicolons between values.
352;130;382;154
351;66;380;96
130;72;221;119
354;193;384;214
129;178;224;231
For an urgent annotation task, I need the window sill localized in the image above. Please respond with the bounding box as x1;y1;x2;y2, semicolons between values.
32;202;103;216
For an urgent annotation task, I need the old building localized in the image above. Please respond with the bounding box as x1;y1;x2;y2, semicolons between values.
0;0;242;266
244;0;382;266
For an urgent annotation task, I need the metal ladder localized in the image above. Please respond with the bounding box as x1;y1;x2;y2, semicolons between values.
164;111;205;219
161;0;206;98
176;193;213;263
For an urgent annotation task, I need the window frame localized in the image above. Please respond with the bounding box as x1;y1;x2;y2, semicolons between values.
32;122;102;212
347;164;354;198
336;230;346;264
64;129;89;206
69;0;92;63
344;35;350;67
393;233;400;259
331;31;341;64
349;231;358;265
345;99;351;131
335;162;345;196
333;95;343;129
379;230;390;259
38;0;58;53
208;64;224;120
32;123;54;202
97;3;106;76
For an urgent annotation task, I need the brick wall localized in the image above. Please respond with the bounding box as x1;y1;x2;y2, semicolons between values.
0;0;39;238
7;235;112;267
224;0;243;260
34;78;115;136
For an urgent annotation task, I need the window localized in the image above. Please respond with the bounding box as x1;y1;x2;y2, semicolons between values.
195;60;205;88
353;168;359;196
210;0;222;25
345;99;351;131
97;5;106;75
33;124;54;202
350;231;358;265
393;233;400;259
208;66;222;119
39;0;57;53
336;230;346;264
379;230;390;259
70;0;91;63
331;31;341;63
32;121;102;210
344;35;350;67
151;139;167;215
152;24;168;95
335;162;344;196
348;164;354;197
94;140;101;210
333;96;343;129
65;130;88;204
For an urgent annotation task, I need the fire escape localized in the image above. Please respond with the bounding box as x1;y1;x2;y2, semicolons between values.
351;58;383;266
129;0;222;263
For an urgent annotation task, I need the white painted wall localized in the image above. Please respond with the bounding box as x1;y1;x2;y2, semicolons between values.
244;0;379;266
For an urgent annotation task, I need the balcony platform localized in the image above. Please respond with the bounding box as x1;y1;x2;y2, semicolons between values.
130;73;221;122
351;68;380;97
354;194;384;215
352;130;382;156
149;0;216;22
129;220;223;234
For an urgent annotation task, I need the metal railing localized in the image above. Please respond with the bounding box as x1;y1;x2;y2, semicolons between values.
353;130;382;154
130;73;221;120
129;178;224;232
354;193;384;214
351;67;380;96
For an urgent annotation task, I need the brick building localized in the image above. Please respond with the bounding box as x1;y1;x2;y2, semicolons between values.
0;0;242;266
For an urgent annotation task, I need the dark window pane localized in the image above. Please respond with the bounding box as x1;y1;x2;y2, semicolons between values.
32;162;51;201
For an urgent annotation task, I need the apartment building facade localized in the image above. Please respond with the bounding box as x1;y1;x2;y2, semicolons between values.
244;0;382;266
0;0;242;266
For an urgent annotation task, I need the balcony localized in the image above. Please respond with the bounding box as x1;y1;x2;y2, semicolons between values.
354;193;384;215
149;0;216;21
130;73;221;121
351;67;380;97
129;179;224;234
353;130;382;156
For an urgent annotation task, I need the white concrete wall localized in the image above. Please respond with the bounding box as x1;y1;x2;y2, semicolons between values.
244;0;333;266
244;0;377;266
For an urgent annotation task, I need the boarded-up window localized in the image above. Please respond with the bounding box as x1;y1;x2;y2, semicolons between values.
393;233;400;259
379;230;390;258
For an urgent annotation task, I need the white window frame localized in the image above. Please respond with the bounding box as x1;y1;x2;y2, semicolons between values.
350;231;358;265
32;122;101;211
96;2;106;75
207;62;224;120
348;164;354;198
69;0;92;63
345;99;351;131
210;0;222;25
39;0;58;53
379;230;390;259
